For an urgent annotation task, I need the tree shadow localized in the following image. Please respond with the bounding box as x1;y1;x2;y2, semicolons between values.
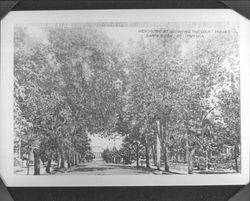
195;171;236;174
70;167;113;172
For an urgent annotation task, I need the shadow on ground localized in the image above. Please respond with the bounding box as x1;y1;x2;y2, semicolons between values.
195;171;236;174
70;166;113;172
51;160;189;175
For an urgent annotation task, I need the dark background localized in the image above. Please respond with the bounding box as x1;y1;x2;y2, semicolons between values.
8;0;229;10
0;0;249;201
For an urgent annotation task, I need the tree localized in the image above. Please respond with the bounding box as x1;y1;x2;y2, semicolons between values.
14;26;59;175
218;77;240;172
124;35;184;172
14;24;126;174
14;24;240;175
179;29;239;174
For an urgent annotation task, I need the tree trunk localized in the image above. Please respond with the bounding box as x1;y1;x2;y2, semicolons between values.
176;152;179;163
145;138;150;169
188;149;195;174
60;149;65;168
128;148;131;164
156;120;161;170
18;139;21;159
234;144;239;173
151;145;157;166
205;150;209;170
75;154;78;166
187;154;192;174
73;153;75;165
163;145;170;172
46;158;51;173
78;154;81;164
26;151;31;175
57;157;60;168
33;149;40;175
26;159;30;175
185;130;189;164
156;135;161;170
185;131;190;172
185;131;195;174
163;124;170;172
70;153;74;166
136;144;139;169
67;150;71;168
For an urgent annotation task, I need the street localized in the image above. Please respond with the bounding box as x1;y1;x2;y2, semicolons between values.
52;159;156;175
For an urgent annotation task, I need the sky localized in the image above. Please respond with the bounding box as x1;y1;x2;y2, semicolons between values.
89;134;123;151
104;27;141;47
26;25;142;47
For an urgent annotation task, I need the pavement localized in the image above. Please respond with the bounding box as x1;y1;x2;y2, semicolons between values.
52;159;157;175
14;159;236;175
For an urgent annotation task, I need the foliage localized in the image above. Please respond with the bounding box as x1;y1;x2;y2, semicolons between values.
14;25;240;174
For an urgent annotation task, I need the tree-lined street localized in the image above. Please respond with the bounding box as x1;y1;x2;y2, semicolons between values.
14;23;240;175
52;159;156;175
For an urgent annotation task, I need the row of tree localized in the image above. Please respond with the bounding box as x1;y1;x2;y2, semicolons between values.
14;25;125;174
14;24;240;175
104;28;240;173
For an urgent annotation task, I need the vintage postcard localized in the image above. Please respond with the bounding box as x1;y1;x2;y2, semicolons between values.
0;10;249;186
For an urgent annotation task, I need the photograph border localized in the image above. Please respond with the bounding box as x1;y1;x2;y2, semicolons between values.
0;9;249;187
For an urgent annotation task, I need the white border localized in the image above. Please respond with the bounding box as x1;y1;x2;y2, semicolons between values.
1;9;249;186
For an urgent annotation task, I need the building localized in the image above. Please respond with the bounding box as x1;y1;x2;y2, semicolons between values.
92;146;105;160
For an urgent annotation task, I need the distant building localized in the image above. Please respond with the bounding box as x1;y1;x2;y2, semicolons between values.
92;146;105;159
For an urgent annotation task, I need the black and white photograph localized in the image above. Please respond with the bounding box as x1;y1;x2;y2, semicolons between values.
0;10;249;186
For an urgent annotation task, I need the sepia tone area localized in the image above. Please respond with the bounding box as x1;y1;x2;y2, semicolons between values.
14;23;240;175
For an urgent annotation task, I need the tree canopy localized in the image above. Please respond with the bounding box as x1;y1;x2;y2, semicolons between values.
14;24;240;175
